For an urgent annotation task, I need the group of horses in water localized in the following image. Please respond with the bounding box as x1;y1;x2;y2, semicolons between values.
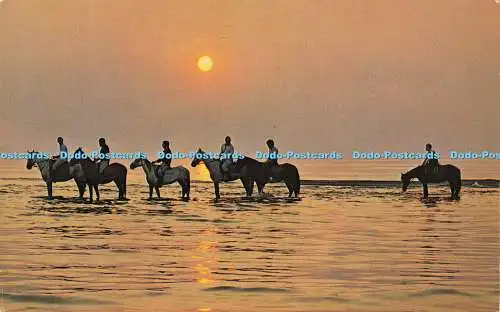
25;149;462;202
25;148;300;201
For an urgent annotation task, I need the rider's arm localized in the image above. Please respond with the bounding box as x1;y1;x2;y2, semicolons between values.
219;144;225;159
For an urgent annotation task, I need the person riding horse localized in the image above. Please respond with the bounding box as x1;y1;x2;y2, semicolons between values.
220;136;235;181
422;143;439;176
152;140;172;184
50;136;68;180
265;139;279;181
96;138;110;176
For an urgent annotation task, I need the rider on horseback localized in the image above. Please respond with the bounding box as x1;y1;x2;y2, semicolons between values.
152;140;172;184
50;137;68;180
220;136;234;181
96;138;110;176
265;139;279;181
422;143;439;175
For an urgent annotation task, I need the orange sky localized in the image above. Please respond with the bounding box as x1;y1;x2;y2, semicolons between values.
0;0;498;156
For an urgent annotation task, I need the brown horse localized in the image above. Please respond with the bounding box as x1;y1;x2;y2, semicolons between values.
238;157;300;198
401;164;461;200
68;148;127;201
190;148;253;200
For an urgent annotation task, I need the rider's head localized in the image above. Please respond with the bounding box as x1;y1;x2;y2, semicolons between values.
162;140;169;148
57;137;63;144
266;139;274;148
425;143;432;152
225;136;231;144
99;138;106;146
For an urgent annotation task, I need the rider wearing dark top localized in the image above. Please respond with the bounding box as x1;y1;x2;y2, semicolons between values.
96;138;110;175
152;140;172;169
422;143;439;175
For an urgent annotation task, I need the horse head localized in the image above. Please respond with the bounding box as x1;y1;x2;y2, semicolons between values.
401;172;411;192
130;158;145;169
191;148;204;167
26;150;37;169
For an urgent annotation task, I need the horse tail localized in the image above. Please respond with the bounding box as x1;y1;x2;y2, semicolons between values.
122;166;128;199
185;168;191;193
293;165;301;196
123;174;127;198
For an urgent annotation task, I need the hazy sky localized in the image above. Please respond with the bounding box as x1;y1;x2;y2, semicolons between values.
0;0;498;156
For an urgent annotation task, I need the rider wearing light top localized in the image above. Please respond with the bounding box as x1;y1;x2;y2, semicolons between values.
265;139;279;181
220;136;234;181
52;137;68;171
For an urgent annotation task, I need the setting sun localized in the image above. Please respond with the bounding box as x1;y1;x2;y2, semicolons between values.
197;56;213;72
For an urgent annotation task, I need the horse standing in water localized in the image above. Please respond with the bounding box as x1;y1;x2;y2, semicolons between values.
26;151;86;200
130;158;190;199
190;148;253;199
68;148;127;202
401;164;461;200
239;157;301;198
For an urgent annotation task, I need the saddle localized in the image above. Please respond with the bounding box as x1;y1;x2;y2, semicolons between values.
423;165;440;180
220;162;240;182
153;165;170;184
268;165;282;182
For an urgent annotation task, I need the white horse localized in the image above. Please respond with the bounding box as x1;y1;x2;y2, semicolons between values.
190;148;253;200
130;158;190;199
26;151;86;200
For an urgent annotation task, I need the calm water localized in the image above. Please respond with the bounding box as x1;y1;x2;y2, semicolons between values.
0;168;498;312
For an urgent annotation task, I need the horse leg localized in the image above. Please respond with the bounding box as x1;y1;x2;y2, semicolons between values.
454;179;461;200
78;182;85;199
294;183;300;198
47;182;53;200
422;183;428;199
121;176;127;200
88;183;93;202
114;180;123;200
179;181;185;199
257;183;264;197
214;182;220;200
241;178;250;198
285;181;293;198
94;185;100;201
155;186;161;199
248;178;254;197
149;185;154;200
449;182;455;200
182;179;190;199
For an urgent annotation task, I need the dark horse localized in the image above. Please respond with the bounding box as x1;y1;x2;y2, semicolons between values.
238;157;300;198
26;150;86;200
190;148;254;199
401;165;461;200
68;148;127;202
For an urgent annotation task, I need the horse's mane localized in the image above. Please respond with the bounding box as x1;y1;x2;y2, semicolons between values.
404;166;422;177
235;156;262;170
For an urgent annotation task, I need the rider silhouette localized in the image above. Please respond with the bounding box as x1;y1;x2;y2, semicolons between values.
50;136;68;180
152;140;172;183
265;139;279;181
96;138;110;175
422;143;439;175
220;136;234;181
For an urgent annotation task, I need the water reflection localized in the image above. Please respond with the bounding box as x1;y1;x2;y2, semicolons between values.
415;209;462;283
193;227;219;287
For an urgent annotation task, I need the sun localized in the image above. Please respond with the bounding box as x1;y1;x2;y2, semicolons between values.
197;56;213;72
